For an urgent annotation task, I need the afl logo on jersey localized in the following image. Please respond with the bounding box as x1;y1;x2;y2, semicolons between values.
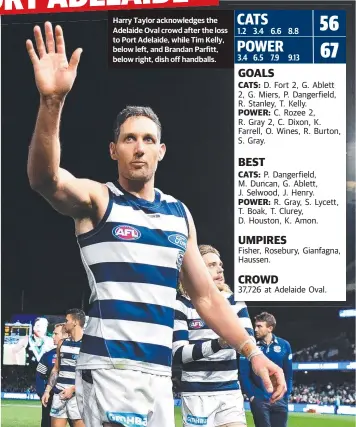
189;320;205;329
168;234;187;250
112;225;141;241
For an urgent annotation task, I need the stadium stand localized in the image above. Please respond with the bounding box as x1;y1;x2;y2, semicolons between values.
294;333;356;362
1;366;36;393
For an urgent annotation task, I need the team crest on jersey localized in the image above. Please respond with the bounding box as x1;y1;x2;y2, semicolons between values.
168;233;187;250
112;225;141;241
189;319;205;329
274;346;281;353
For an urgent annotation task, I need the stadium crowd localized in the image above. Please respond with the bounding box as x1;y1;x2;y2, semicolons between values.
1;366;36;393
289;382;356;406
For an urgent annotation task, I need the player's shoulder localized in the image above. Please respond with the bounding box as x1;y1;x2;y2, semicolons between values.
57;338;66;350
155;188;183;205
48;347;57;356
176;292;189;305
38;350;48;364
79;179;111;206
227;294;247;308
66;174;108;196
45;348;57;361
275;336;291;349
226;292;238;303
156;188;194;216
175;293;193;310
38;347;55;366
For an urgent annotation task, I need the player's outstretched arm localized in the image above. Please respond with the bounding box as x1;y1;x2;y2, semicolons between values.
180;206;287;403
26;22;106;218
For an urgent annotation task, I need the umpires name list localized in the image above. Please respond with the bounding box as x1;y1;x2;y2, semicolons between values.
234;11;346;301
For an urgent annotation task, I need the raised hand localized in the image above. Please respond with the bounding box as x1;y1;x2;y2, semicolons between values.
26;22;82;99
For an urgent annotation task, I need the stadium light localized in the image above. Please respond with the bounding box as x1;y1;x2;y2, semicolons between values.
339;309;356;317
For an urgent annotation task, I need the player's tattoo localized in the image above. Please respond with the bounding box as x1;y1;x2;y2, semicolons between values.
48;370;59;388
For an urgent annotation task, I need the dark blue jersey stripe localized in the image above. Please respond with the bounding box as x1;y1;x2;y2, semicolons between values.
60;352;79;361
80;334;172;367
88;299;174;328
59;365;76;372
174;309;187;321
180;380;239;393
183;359;238;372
173;330;188;342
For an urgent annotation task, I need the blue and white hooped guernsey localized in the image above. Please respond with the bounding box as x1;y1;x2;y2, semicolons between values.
76;182;189;376
53;338;82;394
173;292;255;395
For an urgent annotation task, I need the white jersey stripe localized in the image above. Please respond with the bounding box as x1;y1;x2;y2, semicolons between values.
189;330;218;341
93;281;177;308
81;242;179;269
84;317;174;349
61;345;80;354
181;369;238;383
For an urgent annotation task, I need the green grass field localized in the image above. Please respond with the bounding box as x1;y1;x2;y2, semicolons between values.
1;399;355;427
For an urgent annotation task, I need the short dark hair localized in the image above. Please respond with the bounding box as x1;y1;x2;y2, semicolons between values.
113;106;162;142
255;312;276;330
66;308;86;328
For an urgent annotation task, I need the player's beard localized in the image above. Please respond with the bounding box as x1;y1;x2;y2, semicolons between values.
217;282;233;294
126;167;155;183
